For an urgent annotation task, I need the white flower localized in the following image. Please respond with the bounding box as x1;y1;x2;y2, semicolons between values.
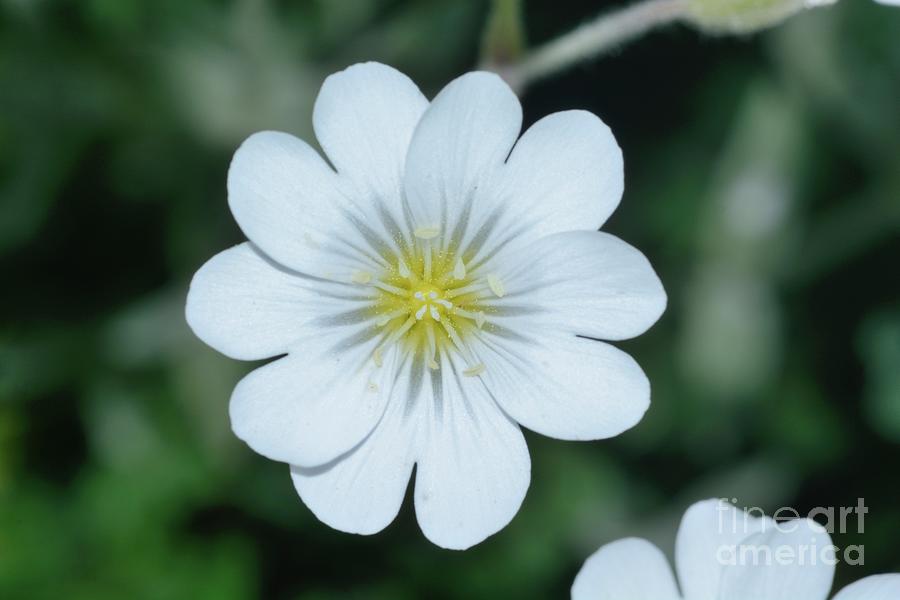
572;498;900;600
185;62;666;549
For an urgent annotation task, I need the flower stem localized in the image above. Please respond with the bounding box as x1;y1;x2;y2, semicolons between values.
499;0;689;91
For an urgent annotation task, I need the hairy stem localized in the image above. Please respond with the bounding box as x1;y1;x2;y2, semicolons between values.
500;0;689;91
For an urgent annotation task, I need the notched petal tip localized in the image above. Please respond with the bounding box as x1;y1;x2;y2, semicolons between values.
572;537;680;600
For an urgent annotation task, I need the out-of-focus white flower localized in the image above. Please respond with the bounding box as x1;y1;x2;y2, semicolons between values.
685;0;898;34
186;62;666;549
808;0;899;7
572;498;900;600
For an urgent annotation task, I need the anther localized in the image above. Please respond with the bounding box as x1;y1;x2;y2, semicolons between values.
453;258;466;280
454;308;481;325
463;363;486;377
351;270;373;284
413;226;440;240
487;274;506;298
376;309;405;327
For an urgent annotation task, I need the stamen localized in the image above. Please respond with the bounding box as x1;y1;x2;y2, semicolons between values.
377;316;417;354
425;322;439;370
367;232;501;373
376;309;406;327
372;280;408;297
453;258;467;280
463;363;486;377
455;308;486;328
414;226;440;240
446;281;489;299
440;319;466;354
351;270;373;284
487;274;506;298
423;242;433;280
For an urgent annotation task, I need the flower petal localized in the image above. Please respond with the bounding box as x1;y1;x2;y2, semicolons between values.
718;518;836;600
186;242;369;360
473;332;650;441
413;353;530;550
229;329;399;467
675;498;775;600
403;71;522;240
832;575;900;600
488;231;666;342
313;62;428;232
290;354;422;535
492;109;623;238
571;538;681;600
228;130;382;280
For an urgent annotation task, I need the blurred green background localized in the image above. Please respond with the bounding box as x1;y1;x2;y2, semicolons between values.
1;0;899;598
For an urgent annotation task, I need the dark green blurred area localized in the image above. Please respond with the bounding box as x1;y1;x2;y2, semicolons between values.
1;0;899;598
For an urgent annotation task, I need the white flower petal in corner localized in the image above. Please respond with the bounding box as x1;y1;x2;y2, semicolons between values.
187;62;666;549
718;518;835;600
572;499;893;600
675;498;773;600
832;574;900;600
572;538;681;600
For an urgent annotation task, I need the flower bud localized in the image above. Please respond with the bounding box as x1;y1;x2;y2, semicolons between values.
684;0;836;35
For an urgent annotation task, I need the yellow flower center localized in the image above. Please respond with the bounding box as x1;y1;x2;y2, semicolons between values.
351;230;504;375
